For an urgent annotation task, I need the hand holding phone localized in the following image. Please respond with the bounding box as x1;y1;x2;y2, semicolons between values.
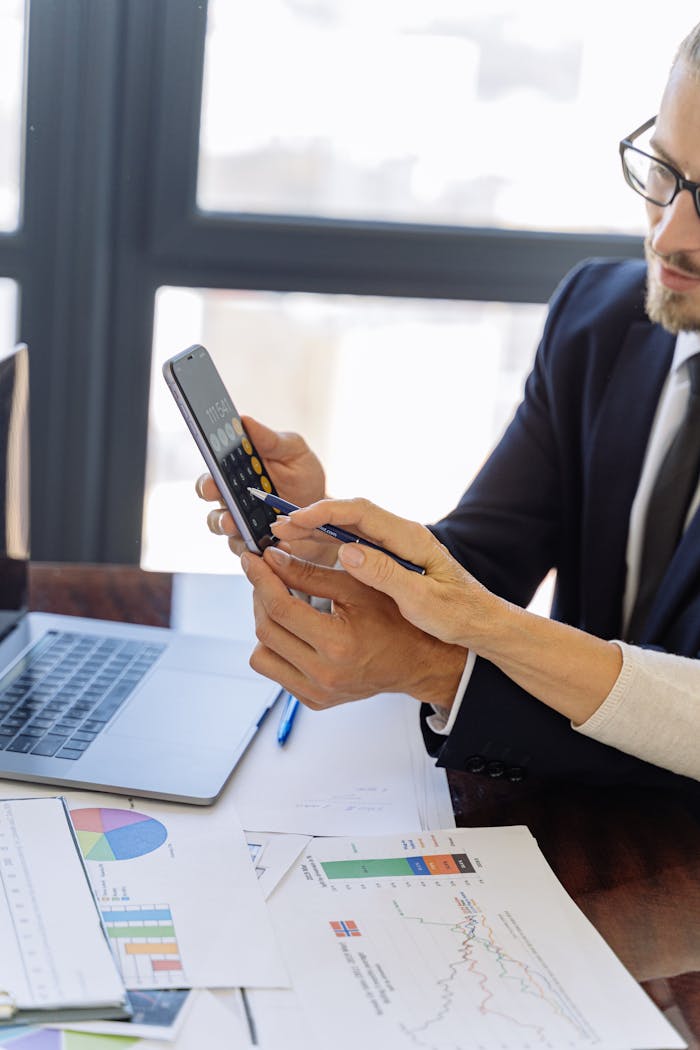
163;345;280;553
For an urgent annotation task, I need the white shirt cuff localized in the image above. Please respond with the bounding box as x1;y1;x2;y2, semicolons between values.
425;650;475;736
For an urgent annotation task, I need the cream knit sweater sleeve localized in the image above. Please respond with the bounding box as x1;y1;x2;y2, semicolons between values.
572;640;700;781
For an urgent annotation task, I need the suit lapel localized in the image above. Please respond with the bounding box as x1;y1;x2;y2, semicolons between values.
581;322;675;637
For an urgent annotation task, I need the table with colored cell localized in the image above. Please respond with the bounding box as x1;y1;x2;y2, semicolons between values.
101;904;186;987
321;852;475;880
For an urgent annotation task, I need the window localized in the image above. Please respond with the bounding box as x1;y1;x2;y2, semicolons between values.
0;0;24;232
144;287;545;573
198;0;693;233
0;280;18;353
13;2;650;564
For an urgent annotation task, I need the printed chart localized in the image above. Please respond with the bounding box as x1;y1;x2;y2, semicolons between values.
0;783;287;992
269;827;684;1050
322;851;475;880
102;903;186;987
391;890;593;1048
71;808;167;862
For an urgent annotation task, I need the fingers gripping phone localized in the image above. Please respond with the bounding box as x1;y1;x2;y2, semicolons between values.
163;345;280;553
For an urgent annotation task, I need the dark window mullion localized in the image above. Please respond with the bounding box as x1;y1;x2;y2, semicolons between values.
21;0;129;561
0;233;25;282
152;217;644;303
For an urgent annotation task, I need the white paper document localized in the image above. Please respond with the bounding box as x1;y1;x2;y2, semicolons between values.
268;826;685;1050
228;691;425;836
246;831;311;899
0;797;127;1023
402;702;455;831
0;782;288;992
239;987;312;1050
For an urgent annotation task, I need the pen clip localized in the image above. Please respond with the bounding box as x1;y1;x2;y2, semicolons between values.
0;990;17;1020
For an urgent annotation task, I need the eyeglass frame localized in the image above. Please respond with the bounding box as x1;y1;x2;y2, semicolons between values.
619;116;700;219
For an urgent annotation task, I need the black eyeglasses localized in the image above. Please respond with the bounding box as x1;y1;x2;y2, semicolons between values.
619;116;700;219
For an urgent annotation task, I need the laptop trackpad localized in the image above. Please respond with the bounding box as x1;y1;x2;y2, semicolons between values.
106;668;272;748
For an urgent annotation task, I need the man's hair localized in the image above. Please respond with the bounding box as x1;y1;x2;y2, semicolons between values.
675;22;700;74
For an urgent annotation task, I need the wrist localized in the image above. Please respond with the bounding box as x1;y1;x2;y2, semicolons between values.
407;636;468;709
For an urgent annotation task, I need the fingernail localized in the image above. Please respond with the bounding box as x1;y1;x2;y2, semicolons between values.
339;544;365;567
270;515;291;530
266;545;290;564
195;475;207;497
207;509;224;533
240;552;251;573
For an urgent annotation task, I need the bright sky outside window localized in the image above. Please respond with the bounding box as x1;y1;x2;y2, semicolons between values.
143;286;545;574
197;0;695;232
0;1;25;231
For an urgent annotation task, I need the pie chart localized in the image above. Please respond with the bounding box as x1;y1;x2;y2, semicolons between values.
71;807;168;862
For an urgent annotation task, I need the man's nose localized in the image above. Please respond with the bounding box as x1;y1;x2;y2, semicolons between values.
650;187;700;258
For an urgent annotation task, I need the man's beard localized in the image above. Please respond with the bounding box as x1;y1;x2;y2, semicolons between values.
645;237;700;334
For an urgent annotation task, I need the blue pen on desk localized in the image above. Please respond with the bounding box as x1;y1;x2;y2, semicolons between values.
248;488;425;574
277;691;300;746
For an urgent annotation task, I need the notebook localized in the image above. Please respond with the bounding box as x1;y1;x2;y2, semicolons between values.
0;345;280;804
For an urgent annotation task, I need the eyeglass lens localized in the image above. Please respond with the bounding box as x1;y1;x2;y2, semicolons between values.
623;147;677;206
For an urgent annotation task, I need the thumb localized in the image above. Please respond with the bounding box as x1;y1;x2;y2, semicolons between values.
241;415;280;454
242;415;310;464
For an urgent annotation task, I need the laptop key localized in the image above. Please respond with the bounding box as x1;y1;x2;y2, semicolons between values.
63;737;90;751
7;735;37;753
30;734;68;757
92;684;135;719
0;630;167;761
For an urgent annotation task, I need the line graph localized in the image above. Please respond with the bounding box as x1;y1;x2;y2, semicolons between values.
276;830;681;1050
392;891;595;1048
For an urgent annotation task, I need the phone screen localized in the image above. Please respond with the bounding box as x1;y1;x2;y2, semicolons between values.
170;347;279;549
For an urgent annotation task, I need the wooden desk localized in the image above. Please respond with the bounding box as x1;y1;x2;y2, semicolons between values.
28;562;700;1047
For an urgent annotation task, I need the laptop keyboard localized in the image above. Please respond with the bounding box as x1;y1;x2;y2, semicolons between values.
0;630;165;760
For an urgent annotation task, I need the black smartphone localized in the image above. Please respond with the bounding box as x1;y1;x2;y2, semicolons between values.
163;344;279;552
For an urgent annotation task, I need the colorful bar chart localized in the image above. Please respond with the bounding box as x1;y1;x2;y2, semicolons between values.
102;903;186;987
321;853;475;880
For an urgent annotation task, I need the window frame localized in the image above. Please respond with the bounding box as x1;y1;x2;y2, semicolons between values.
17;0;643;563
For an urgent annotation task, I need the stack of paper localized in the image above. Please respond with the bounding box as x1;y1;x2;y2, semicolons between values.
0;781;287;993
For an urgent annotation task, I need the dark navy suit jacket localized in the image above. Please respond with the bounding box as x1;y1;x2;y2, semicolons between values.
427;258;700;795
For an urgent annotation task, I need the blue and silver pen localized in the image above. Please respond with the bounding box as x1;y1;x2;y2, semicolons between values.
248;487;425;574
277;691;300;745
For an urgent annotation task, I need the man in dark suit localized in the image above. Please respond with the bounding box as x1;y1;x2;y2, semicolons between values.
200;25;700;792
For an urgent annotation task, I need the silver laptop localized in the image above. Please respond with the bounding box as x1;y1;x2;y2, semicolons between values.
0;345;280;804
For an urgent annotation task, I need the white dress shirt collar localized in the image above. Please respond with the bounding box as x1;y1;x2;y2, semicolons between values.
671;330;700;372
